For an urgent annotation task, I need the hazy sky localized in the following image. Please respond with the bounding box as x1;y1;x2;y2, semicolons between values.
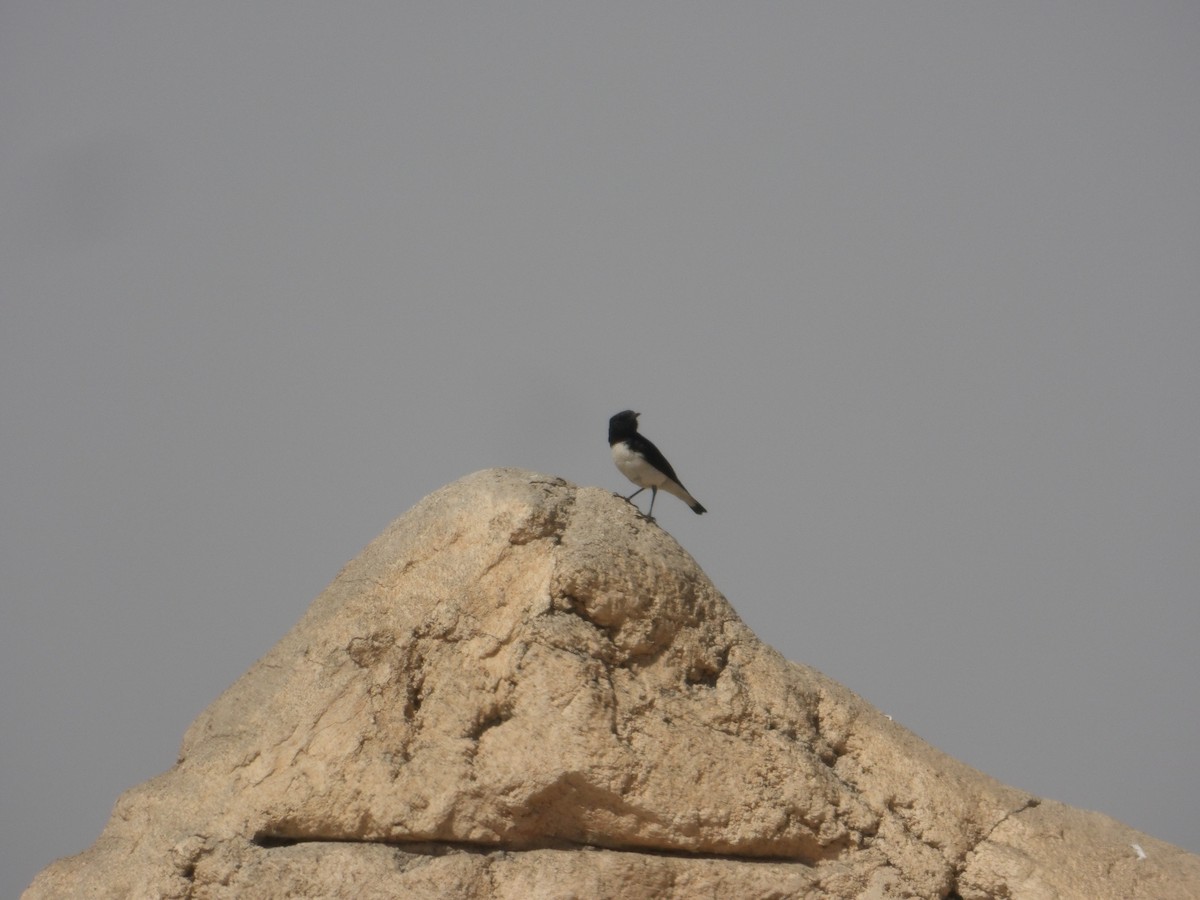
3;4;1198;895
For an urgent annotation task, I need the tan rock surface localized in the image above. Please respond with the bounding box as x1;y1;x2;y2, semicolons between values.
25;469;1200;899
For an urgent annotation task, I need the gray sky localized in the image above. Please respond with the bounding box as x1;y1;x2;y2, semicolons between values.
3;4;1198;894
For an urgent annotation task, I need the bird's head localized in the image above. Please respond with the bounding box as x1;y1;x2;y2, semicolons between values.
608;409;640;441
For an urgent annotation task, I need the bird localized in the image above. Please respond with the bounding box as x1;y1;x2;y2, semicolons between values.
608;409;706;520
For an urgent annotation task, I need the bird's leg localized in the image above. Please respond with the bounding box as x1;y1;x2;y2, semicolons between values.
646;486;658;521
625;487;646;501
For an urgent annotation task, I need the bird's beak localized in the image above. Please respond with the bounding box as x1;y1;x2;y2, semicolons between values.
634;412;641;418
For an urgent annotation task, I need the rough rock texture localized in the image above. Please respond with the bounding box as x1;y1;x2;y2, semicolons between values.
25;469;1200;899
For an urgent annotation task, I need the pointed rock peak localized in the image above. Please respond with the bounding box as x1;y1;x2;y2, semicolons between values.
25;469;1200;898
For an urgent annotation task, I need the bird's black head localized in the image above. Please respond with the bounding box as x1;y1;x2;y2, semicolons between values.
608;409;640;443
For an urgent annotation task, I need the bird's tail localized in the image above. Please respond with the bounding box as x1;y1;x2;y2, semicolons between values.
661;479;706;514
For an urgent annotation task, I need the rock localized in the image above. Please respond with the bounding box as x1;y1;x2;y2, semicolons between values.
24;469;1200;899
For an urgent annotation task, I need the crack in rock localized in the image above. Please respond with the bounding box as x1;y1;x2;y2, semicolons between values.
947;796;1042;894
249;833;819;866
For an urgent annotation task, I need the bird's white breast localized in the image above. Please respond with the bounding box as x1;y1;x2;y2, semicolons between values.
611;442;664;487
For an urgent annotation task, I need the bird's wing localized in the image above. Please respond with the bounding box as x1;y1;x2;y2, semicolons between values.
630;433;683;485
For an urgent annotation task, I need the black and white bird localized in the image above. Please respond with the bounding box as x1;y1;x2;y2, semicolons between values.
609;409;706;519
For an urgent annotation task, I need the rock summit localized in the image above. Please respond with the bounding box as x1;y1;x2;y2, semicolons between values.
25;469;1200;898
